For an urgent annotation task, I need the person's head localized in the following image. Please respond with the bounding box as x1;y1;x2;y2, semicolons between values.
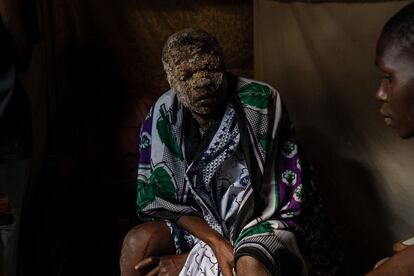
161;28;227;116
375;2;414;138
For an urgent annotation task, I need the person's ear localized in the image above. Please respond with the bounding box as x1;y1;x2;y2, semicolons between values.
166;73;173;88
163;63;174;87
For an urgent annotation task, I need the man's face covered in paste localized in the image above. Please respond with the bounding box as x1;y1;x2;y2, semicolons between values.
163;31;227;116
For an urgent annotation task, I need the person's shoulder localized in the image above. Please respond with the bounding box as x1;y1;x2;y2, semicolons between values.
154;89;175;105
233;76;280;111
141;89;175;122
235;76;279;97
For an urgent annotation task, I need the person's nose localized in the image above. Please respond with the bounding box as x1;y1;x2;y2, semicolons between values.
192;71;211;88
375;83;388;102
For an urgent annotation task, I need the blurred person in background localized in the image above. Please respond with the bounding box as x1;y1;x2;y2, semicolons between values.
0;0;39;275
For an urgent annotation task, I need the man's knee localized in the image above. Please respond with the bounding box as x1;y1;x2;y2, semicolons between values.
236;255;269;276
121;221;175;258
122;225;146;255
120;222;175;276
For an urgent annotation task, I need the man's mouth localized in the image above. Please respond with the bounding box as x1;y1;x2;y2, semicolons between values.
196;97;217;107
194;89;219;103
380;109;390;118
384;117;393;126
379;109;394;127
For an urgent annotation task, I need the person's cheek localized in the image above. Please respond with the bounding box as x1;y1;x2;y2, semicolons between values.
211;73;222;90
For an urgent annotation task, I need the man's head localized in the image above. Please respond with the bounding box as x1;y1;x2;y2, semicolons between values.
375;2;414;138
162;28;227;116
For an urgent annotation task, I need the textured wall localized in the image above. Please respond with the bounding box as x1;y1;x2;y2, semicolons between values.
30;0;252;117
23;0;253;166
255;0;413;274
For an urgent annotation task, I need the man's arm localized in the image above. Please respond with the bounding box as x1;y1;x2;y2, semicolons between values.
135;215;235;276
176;215;235;276
366;246;414;276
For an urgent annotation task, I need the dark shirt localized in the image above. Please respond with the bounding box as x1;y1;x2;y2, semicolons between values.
184;108;221;163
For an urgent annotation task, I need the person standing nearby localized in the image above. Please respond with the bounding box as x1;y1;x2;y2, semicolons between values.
0;0;39;275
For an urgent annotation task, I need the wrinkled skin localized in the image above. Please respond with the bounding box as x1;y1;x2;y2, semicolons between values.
375;41;414;138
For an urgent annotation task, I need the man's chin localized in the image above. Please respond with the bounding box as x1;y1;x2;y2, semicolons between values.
191;107;217;116
398;131;414;139
396;127;414;139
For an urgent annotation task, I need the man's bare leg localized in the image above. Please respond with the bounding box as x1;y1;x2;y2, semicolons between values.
236;256;269;276
120;221;176;276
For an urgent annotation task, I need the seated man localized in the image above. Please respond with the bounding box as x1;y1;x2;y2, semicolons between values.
367;2;414;275
120;28;342;276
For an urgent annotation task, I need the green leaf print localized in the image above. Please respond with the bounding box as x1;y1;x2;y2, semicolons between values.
157;104;183;160
149;165;178;203
235;221;274;246
136;164;178;210
136;179;155;211
258;133;270;154
237;83;271;109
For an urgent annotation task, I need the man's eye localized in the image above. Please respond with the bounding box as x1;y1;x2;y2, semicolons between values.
181;73;192;81
382;75;392;83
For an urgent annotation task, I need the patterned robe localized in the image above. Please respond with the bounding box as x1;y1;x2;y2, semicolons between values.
136;76;342;275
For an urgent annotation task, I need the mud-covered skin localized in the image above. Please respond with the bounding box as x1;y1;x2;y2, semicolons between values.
162;28;228;133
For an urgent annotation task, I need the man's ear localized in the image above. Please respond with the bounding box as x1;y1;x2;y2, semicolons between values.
165;73;178;95
166;74;174;90
166;74;171;85
162;60;170;79
163;64;173;87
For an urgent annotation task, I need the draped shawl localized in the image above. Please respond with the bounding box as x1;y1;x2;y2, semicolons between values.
136;76;342;275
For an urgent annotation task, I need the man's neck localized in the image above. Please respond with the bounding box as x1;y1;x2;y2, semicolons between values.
191;113;213;136
190;103;228;136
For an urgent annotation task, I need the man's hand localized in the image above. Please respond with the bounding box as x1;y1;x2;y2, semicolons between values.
135;253;189;276
210;236;235;276
176;215;235;276
366;246;414;276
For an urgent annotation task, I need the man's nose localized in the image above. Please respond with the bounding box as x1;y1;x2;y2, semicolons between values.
375;84;388;102
192;71;211;87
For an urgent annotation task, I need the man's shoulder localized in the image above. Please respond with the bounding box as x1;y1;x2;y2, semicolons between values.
154;89;176;105
235;76;278;96
140;89;176;125
234;76;279;110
